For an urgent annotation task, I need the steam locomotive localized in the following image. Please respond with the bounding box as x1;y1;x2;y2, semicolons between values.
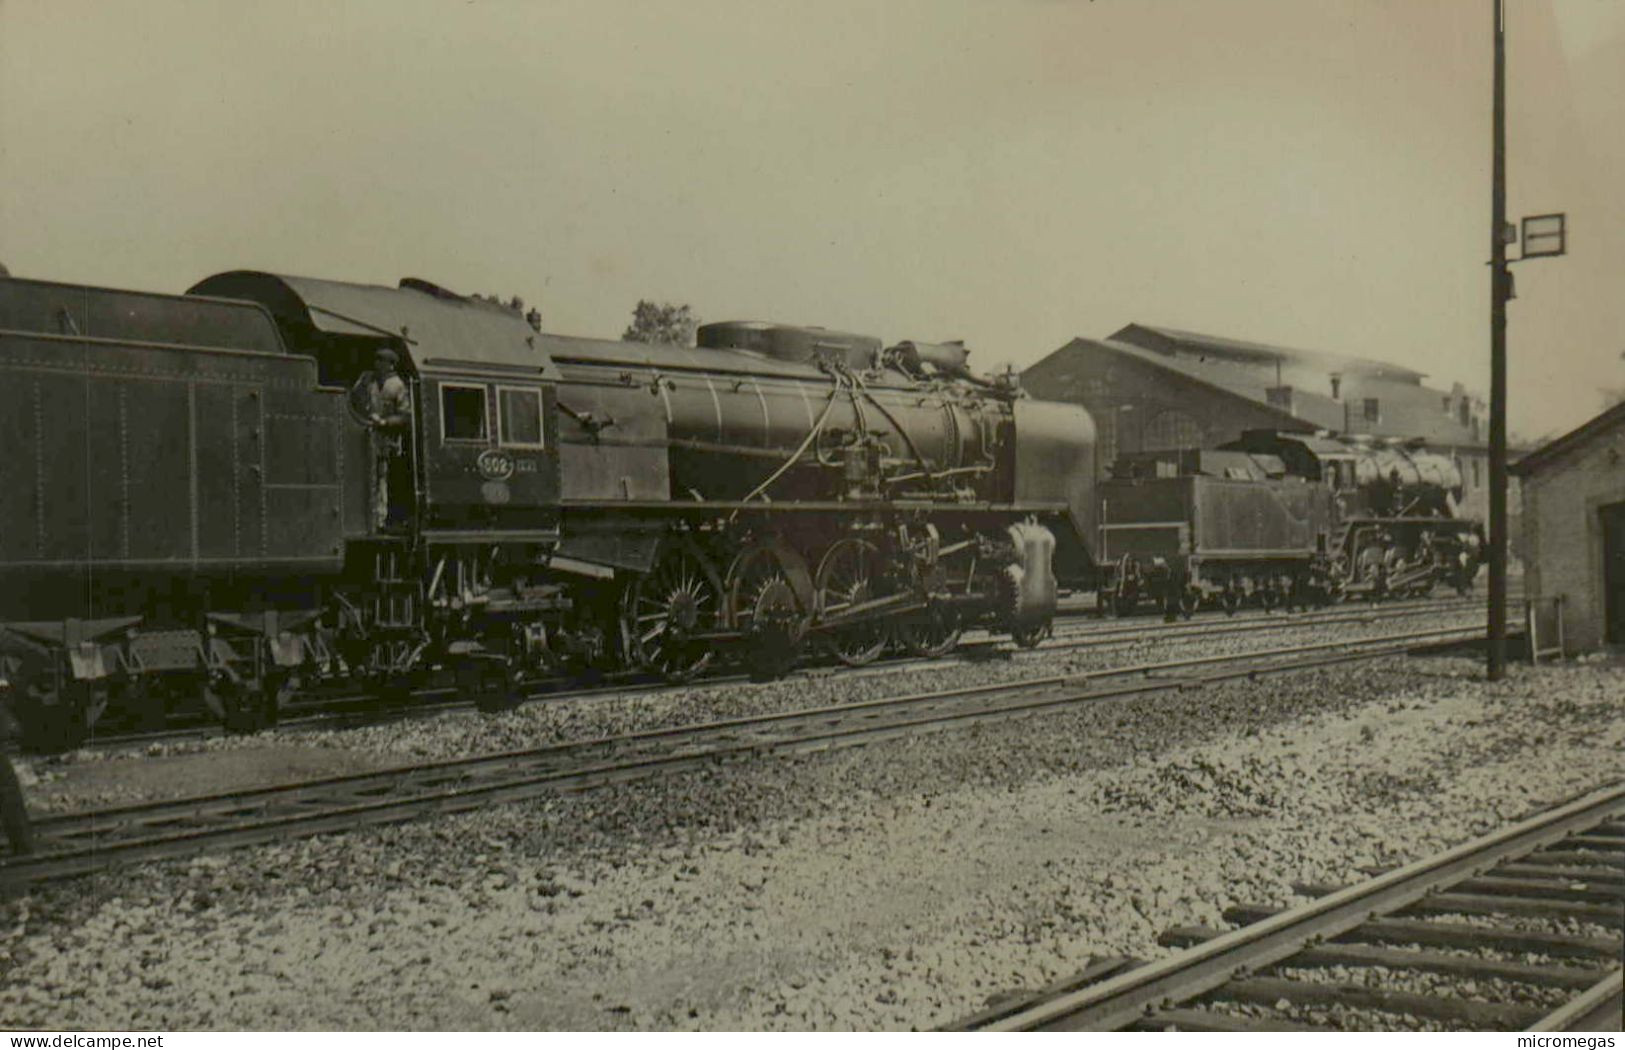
0;272;1097;749
1092;430;1484;617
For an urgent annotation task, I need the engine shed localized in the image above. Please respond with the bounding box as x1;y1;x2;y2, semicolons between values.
1511;401;1625;653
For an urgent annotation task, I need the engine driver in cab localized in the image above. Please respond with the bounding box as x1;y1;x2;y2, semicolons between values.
352;348;414;530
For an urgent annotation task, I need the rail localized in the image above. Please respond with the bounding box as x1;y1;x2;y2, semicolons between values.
0;624;1485;887
967;783;1625;1032
15;591;1496;756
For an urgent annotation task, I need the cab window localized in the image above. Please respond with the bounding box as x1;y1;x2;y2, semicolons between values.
440;383;489;442
498;386;544;448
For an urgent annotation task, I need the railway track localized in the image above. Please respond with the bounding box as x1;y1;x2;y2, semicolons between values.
1024;591;1494;648
960;783;1624;1033
0;623;1486;888
36;591;1495;755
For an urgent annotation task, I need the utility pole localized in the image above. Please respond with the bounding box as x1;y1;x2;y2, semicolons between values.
1487;0;1509;679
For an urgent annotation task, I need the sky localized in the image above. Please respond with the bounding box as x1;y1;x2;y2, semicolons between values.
2;0;1621;441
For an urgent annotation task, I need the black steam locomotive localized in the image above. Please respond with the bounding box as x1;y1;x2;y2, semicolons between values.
1092;430;1484;617
0;272;1098;749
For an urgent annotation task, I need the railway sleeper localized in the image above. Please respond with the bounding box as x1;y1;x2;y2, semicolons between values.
1159;926;1611;989
1292;881;1623;927
1493;862;1625;889
1294;876;1624;905
1402;892;1624;928
1207;975;1546;1029
1132;1007;1329;1033
1517;848;1625;869
947;956;1140;1031
1221;906;1624;961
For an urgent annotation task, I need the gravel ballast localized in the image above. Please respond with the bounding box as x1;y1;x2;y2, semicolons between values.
15;606;1483;812
1;652;1619;1031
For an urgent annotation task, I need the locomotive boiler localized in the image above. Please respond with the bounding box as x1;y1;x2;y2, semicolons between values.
0;271;1099;749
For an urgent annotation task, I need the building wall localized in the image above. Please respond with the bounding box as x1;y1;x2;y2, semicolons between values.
1109;324;1489;447
1022;344;1302;472
1519;423;1625;652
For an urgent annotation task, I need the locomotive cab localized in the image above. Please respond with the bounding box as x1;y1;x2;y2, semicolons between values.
188;271;564;541
415;365;559;533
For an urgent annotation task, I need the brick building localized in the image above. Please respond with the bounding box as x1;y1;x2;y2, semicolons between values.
1022;323;1506;523
1510;402;1625;652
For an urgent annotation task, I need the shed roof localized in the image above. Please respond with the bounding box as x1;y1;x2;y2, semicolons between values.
1079;327;1488;448
1114;322;1430;383
1510;401;1625;476
188;271;559;378
1027;337;1314;433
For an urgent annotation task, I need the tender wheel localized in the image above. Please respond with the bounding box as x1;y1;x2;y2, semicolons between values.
0;746;35;854
621;538;723;682
1220;588;1241;616
813;538;891;667
1179;587;1199;619
261;669;297;727
894;606;962;658
203;676;265;734
1259;583;1280;612
118;678;167;733
13;670;107;753
1160;576;1189;623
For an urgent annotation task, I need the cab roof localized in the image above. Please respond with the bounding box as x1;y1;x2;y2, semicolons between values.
188;271;560;379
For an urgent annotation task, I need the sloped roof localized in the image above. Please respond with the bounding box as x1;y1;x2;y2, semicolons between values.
1085;337;1339;429
188;271;559;377
1033;334;1493;449
1352;375;1484;447
1510;400;1625;476
1114;322;1430;383
1101;323;1495;448
1028;337;1312;432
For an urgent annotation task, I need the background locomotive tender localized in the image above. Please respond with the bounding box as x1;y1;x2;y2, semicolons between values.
1093;429;1485;618
0;272;1098;750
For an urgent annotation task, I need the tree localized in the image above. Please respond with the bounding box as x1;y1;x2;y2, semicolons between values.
0;261;10;277
622;300;697;346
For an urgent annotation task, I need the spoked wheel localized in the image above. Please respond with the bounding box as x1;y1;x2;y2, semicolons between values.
118;677;167;733
1161;586;1180;624
1220;588;1241;616
262;669;297;727
0;747;35;855
894;605;962;658
203;675;263;734
813;538;891;667
1160;575;1193;623
621;538;723;682
456;656;524;713
727;544;810;680
1259;583;1281;612
11;665;108;753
